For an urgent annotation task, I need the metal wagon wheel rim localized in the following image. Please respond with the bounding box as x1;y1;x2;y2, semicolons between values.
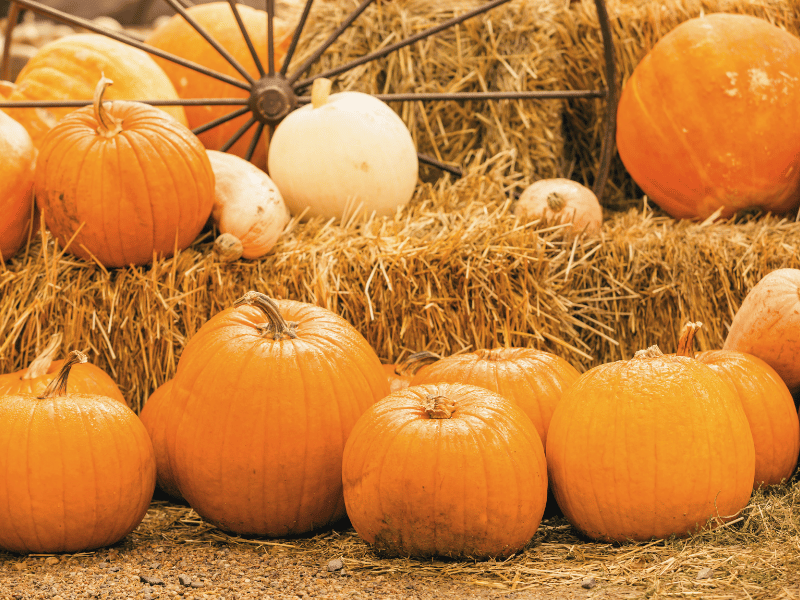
0;0;617;197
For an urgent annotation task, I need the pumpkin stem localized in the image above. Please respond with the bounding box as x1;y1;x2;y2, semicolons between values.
546;192;566;212
394;350;440;376
423;394;456;419
633;345;663;359
676;321;703;357
311;77;332;109
475;348;509;361
93;75;123;138
37;350;87;399
234;291;298;340
23;332;63;380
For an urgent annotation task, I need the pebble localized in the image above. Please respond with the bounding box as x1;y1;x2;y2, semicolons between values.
178;574;193;587
697;567;714;580
140;575;166;586
327;558;344;572
45;556;60;565
581;576;596;589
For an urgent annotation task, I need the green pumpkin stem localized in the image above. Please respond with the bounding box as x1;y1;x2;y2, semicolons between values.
676;321;703;357
93;75;123;138
423;394;456;419
37;350;87;399
23;332;63;380
234;291;298;340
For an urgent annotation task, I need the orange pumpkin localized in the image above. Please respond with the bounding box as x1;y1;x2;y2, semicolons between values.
616;13;800;220
145;2;294;169
0;108;36;262
0;351;155;554
0;334;127;406
343;383;548;558
546;344;755;542
2;33;187;149
411;348;580;449
165;292;389;536
723;268;800;394
34;78;215;268
139;380;182;500
677;322;799;489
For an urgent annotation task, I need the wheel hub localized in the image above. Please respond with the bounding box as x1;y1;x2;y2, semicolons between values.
249;74;297;126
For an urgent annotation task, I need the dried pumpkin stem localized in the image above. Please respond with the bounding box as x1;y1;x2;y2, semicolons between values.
311;77;332;108
234;291;298;340
23;332;63;380
633;345;663;359
93;75;123;138
546;192;566;212
37;350;87;399
395;350;440;376
676;321;703;357
423;394;456;419
475;348;507;361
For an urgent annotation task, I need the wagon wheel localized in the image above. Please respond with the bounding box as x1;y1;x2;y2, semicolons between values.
0;0;617;198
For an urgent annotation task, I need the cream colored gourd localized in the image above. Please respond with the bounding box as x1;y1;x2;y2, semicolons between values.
514;178;602;235
207;150;290;260
267;78;418;220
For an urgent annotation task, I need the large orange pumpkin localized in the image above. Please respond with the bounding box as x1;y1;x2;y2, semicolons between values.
139;380;182;500
145;2;294;170
677;322;799;489
616;13;800;220
342;383;548;559
34;78;215;268
546;344;755;542
165;292;389;536
410;348;580;448
2;33;187;149
723;268;800;394
0;351;155;554
0;334;127;406
0;108;36;262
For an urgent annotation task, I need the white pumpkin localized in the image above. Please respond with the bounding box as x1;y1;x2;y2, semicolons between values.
267;78;419;220
514;178;603;236
207;150;290;260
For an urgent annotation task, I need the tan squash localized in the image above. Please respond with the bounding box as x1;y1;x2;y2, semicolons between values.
514;178;602;235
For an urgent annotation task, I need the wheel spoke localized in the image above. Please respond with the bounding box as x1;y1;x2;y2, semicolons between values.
192;106;251;136
6;0;251;91
592;0;618;200
287;0;375;85
280;0;314;77
418;153;462;178
227;0;265;77
219;115;257;152
296;90;605;104
162;0;256;85
266;0;275;76
293;0;513;89
0;2;21;81
244;122;265;162
0;98;249;108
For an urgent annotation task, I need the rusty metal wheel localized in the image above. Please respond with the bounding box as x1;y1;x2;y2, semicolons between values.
1;0;617;196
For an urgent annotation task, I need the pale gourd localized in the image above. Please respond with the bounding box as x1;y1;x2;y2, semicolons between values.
207;150;290;259
514;178;603;235
267;78;418;221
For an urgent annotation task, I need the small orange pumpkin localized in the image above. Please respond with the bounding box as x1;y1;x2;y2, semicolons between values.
0;351;155;554
342;383;548;558
139;380;182;500
0;108;36;262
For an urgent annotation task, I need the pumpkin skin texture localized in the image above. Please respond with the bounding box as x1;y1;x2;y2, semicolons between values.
342;383;548;559
145;2;293;170
514;179;603;236
166;292;390;536
34;80;215;268
268;79;419;220
723;268;800;394
410;348;580;449
139;380;183;501
0;352;156;554
2;33;187;149
0;109;36;261
616;13;800;220
546;346;755;542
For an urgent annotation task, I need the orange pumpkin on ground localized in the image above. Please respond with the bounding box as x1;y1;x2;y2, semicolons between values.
723;268;800;394
411;347;580;449
546;343;755;542
139;380;182;500
145;2;294;169
0;108;36;262
34;78;215;268
0;351;155;554
616;13;800;220
677;321;799;489
342;383;548;559
164;292;389;536
0;333;127;406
